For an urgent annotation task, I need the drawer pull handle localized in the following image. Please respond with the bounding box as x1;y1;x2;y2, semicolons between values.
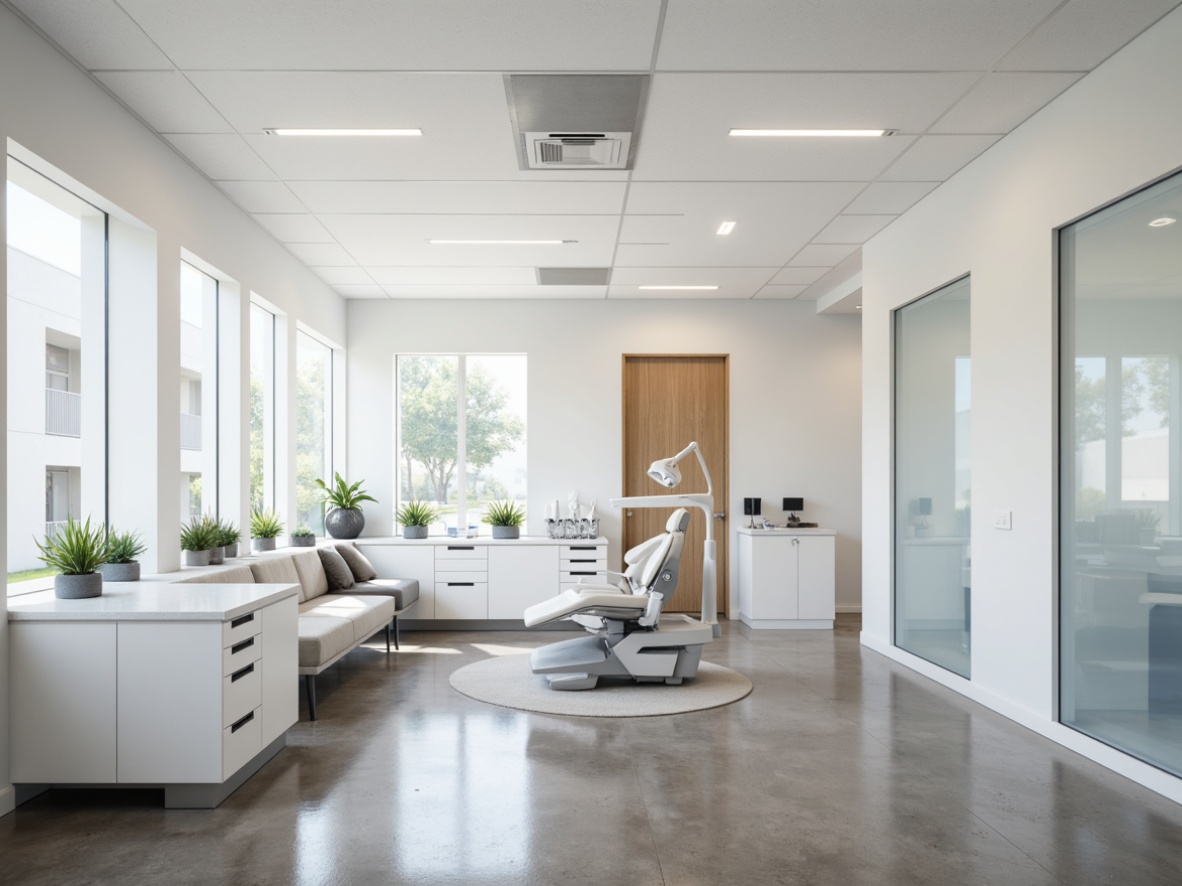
231;636;255;655
569;571;598;576
231;711;255;733
569;558;597;563
446;545;475;551
231;663;255;683
569;546;596;551
230;612;255;629
448;582;475;587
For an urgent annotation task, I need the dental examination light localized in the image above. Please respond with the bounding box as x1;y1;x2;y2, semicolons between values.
612;441;720;637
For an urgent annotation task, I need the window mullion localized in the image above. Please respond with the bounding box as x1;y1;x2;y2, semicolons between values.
457;354;467;530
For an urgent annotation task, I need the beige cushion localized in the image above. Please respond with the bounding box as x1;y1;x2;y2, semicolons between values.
296;614;355;670
176;565;256;584
302;594;395;646
351;578;420;610
292;549;330;602
249;556;300;594
318;547;355;591
335;542;377;582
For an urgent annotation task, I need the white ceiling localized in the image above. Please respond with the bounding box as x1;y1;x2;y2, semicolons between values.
9;0;1181;308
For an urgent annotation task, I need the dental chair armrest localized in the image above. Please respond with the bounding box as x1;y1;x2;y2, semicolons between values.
574;580;627;594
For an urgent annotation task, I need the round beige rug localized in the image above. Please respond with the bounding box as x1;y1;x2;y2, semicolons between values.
449;653;752;717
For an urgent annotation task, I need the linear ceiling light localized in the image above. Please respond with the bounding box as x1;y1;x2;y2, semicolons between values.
428;239;569;245
729;129;892;137
638;285;719;290
264;128;422;136
716;221;736;235
1148;216;1177;227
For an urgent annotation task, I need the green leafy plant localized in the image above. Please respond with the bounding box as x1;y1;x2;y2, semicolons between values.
250;507;284;539
180;518;217;552
1135;509;1162;530
482;500;526;528
213;519;241;548
396;500;438;528
315;472;377;511
103;527;146;564
35;515;109;575
292;525;316;538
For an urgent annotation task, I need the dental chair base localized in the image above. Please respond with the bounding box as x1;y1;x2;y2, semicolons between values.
530;616;712;691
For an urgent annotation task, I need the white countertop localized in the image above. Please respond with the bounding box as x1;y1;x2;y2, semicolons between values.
355;536;606;546
737;526;836;536
7;582;299;622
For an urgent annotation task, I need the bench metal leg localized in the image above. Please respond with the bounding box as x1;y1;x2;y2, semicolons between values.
385;622;391;654
393;615;401;650
304;674;317;720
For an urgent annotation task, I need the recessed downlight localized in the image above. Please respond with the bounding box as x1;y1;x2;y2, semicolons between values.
1148;216;1177;227
428;239;569;245
716;221;736;236
729;129;893;137
638;285;719;290
264;128;422;136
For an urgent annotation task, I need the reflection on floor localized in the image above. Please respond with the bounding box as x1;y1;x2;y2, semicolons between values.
1072;711;1182;778
3;614;1182;885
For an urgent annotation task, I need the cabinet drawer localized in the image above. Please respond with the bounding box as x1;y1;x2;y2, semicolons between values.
223;661;262;728
222;632;262;675
436;583;488;619
437;573;488;587
562;566;606;579
222;610;262;647
435;545;487;561
222;707;262;781
560;544;605;559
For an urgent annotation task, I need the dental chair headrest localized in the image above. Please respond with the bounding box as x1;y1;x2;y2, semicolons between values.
666;509;690;532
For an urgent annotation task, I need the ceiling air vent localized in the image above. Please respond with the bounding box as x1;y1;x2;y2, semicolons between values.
537;267;611;285
525;132;631;169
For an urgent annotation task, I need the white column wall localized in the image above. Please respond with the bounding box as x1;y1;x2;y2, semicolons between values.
861;6;1182;802
0;145;10;818
347;298;863;615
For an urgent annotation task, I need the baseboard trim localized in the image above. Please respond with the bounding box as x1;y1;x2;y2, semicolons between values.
859;632;1182;806
0;784;15;818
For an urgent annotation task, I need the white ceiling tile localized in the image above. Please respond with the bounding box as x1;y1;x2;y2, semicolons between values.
610;267;776;299
284;243;357;266
311;267;374;286
657;0;1063;71
252;214;335;243
770;267;830;285
369;268;537;286
94;71;231;133
878;135;1002;182
813;215;896;244
931;73;1085;134
163;135;276;180
117;0;662;71
998;0;1182;71
9;0;172;69
216;181;306;214
381;285;605;299
754;285;809;299
333;284;387;298
844;182;940;214
287;181;627;215
318;215;619;267
789;245;859;266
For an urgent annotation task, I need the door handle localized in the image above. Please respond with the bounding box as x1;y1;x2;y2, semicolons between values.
626;510;633;517
714;512;726;520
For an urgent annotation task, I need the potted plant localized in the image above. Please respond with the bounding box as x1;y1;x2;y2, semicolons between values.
396;500;437;539
99;527;146;582
290;525;317;547
180;518;216;567
35;515;109;599
315;472;377;539
483;500;526;540
251;507;284;552
1136;509;1161;545
215;519;242;558
202;515;228;565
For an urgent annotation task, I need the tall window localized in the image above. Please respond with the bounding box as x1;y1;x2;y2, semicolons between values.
296;330;333;535
1061;171;1182;776
250;302;276;512
396;354;527;533
6;164;106;591
179;261;218;521
894;277;972;677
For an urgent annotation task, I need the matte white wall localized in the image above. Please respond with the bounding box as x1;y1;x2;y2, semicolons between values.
861;6;1182;802
346;298;862;614
0;5;347;815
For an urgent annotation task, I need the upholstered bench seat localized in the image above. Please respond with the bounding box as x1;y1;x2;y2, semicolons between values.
349;578;420;610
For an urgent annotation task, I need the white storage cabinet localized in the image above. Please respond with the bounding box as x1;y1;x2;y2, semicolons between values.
737;527;836;629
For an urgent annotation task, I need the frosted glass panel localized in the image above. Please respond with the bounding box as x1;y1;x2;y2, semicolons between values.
894;277;971;677
1061;171;1182;775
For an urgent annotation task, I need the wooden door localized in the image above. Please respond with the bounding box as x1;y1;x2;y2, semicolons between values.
623;355;728;615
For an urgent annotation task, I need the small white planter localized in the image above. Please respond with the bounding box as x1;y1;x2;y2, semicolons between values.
183;549;211;567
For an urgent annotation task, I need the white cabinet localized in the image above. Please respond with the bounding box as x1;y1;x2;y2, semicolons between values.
737;528;836;629
489;545;560;618
359;544;436;618
436;544;489;619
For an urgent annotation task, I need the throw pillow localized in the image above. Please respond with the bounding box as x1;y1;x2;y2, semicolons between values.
317;547;355;591
336;542;377;582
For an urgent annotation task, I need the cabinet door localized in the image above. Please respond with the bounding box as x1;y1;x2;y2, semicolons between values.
797;536;836;620
260;596;298;745
11;622;117;783
488;545;560;619
435;582;488;619
752;535;798;620
358;544;436;618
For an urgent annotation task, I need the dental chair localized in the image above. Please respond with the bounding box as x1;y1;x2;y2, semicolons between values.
523;508;714;690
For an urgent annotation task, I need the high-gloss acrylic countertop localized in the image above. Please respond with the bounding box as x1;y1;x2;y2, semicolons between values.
7;582;299;622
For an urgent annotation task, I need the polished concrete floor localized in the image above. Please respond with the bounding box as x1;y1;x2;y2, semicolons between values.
4;616;1182;885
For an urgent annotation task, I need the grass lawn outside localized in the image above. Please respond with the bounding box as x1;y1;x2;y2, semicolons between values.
7;566;57;584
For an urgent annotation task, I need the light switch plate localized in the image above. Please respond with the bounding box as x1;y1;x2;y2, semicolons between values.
994;509;1012;531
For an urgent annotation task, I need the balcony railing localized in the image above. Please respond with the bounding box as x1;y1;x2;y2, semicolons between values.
180;412;202;451
45;388;81;437
45;520;67;541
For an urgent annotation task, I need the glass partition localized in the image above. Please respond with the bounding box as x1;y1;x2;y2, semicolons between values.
1061;171;1182;775
894;276;972;677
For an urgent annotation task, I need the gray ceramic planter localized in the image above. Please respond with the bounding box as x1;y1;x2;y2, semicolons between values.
209;546;225;565
290;534;317;547
183;549;211;567
253;537;277;552
98;561;140;582
326;507;365;539
55;572;103;599
223;543;239;558
492;525;520;539
402;525;429;539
